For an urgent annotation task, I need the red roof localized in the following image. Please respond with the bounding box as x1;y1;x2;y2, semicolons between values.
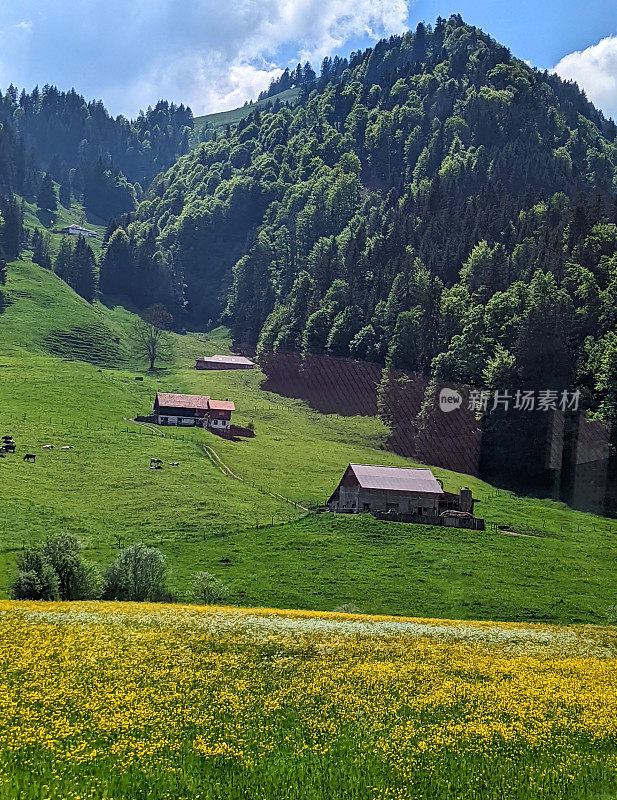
208;399;235;411
156;392;210;410
347;464;444;494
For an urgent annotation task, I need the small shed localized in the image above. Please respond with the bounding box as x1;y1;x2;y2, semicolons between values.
196;355;254;370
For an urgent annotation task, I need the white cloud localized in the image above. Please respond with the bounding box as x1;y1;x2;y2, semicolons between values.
0;1;411;117
553;35;617;120
0;21;33;36
129;0;411;115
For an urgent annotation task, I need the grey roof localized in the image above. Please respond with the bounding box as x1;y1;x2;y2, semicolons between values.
197;355;254;366
348;464;444;494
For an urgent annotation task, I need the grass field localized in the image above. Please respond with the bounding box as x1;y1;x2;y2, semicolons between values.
1;601;616;800
1;252;617;622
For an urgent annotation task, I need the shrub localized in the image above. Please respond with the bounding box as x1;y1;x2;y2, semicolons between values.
191;571;230;605
104;543;168;602
41;532;102;600
10;533;100;601
10;550;59;600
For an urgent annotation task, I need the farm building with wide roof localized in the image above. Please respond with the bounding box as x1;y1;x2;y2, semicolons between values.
327;463;482;528
195;355;254;370
154;392;235;431
328;463;444;515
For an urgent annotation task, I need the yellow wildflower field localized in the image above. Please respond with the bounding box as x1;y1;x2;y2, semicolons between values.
1;601;616;799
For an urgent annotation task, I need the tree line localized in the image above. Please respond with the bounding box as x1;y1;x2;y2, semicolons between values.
0;85;193;218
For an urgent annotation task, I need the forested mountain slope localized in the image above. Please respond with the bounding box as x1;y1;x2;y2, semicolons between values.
0;86;193;218
101;15;617;430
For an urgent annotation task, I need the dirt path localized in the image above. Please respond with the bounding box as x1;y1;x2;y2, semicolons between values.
125;418;309;513
199;443;309;512
124;418;166;437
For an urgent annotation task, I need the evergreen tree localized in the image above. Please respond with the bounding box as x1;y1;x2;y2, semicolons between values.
31;228;52;269
59;172;72;208
0;196;23;259
0;247;6;286
72;236;98;302
38;172;57;211
386;309;423;372
99;228;134;296
54;237;74;283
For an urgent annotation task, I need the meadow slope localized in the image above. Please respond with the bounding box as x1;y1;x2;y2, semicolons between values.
0;255;616;621
1;601;617;800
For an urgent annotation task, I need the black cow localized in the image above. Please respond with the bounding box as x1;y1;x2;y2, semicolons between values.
23;454;36;462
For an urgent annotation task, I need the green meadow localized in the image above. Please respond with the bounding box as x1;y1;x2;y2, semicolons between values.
1;251;616;622
192;87;301;140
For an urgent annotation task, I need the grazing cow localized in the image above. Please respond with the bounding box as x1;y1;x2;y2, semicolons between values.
42;445;54;450
4;444;15;453
23;454;36;462
169;462;179;466
150;464;163;470
61;446;72;450
150;458;163;466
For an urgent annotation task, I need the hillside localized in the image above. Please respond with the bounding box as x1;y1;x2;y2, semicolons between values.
1;254;616;622
96;16;617;483
0;86;193;219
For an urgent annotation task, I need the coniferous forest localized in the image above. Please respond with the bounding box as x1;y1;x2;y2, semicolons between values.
0;86;193;218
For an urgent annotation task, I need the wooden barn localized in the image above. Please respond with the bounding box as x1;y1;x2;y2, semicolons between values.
328;464;445;515
328;463;483;528
195;355;254;370
153;392;235;430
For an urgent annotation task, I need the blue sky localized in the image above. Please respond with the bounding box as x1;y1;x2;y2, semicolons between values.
1;1;616;119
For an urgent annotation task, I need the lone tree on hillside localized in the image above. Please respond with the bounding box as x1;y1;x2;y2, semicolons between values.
132;304;173;370
38;172;57;212
104;543;168;602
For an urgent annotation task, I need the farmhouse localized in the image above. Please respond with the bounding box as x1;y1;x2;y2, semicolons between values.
328;463;482;528
195;355;254;370
58;224;98;238
153;392;235;431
